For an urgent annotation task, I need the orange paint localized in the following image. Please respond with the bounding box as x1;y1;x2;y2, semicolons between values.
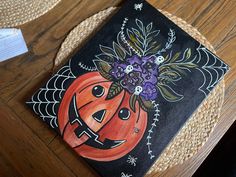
58;72;147;161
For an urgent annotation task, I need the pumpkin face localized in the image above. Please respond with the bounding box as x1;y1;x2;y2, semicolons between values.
58;72;147;161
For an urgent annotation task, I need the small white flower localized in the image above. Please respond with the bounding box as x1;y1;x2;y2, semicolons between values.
134;3;143;11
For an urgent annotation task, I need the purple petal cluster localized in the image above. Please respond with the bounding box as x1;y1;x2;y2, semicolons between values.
120;71;143;93
140;82;158;100
110;55;160;100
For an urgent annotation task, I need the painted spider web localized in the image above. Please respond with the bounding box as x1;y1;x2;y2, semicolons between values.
27;60;75;129
196;44;229;96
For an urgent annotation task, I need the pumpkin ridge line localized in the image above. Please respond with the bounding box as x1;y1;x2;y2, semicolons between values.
78;101;93;112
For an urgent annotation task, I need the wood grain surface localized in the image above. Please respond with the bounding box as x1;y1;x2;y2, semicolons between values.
0;0;235;177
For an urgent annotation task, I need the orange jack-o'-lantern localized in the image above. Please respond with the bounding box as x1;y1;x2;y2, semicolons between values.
58;72;147;161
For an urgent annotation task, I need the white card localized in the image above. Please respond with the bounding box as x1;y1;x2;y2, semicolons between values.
0;28;28;62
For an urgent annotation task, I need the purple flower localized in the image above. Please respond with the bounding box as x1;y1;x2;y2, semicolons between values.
127;55;143;73
108;55;160;101
120;71;143;93
141;56;158;75
140;82;158;100
143;72;158;84
110;62;127;80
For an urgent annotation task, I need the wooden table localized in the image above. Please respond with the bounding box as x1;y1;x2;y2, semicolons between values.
0;0;235;177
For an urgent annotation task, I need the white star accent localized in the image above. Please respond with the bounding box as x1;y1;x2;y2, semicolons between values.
127;155;138;166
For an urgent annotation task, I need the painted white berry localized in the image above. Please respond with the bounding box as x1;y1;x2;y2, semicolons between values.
124;65;134;74
155;56;165;65
134;86;143;95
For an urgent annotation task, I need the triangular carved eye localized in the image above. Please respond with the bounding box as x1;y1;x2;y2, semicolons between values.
92;109;106;123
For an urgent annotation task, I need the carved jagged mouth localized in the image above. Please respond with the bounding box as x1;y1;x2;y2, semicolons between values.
68;94;126;149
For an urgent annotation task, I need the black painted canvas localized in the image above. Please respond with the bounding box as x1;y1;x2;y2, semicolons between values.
26;0;229;176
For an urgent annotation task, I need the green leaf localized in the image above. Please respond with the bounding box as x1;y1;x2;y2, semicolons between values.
99;45;115;57
106;82;123;100
146;44;161;55
126;29;142;55
129;94;138;112
159;65;184;74
160;62;197;75
113;42;126;61
96;54;114;63
169;66;187;75
138;98;154;112
93;60;113;80
159;70;182;82
169;52;181;62
146;37;153;45
157;84;183;102
132;28;142;39
127;29;142;47
178;63;197;68
186;48;191;59
164;53;170;61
